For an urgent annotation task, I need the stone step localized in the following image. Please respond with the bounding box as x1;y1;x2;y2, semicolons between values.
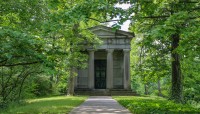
74;89;138;96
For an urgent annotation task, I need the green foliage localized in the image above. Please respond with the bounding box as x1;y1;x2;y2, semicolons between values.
114;96;200;114
183;58;200;102
128;0;200;102
0;0;101;107
0;1;48;107
130;37;171;96
31;75;52;97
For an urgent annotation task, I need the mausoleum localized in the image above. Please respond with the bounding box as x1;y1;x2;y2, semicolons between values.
75;25;134;93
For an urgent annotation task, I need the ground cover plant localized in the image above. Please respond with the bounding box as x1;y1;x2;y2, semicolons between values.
0;96;87;114
114;96;200;114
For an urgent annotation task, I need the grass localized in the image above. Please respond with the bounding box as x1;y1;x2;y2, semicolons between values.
1;96;87;114
113;96;200;114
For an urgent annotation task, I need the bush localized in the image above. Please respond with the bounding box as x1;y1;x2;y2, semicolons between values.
32;75;52;97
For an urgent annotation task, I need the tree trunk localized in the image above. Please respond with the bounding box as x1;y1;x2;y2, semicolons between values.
49;74;53;92
67;68;75;96
18;73;29;101
171;34;183;103
144;83;149;95
157;77;162;96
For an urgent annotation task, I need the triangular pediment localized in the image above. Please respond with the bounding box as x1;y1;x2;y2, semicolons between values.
89;25;134;39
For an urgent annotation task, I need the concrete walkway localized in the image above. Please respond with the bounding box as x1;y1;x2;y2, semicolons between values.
69;96;132;114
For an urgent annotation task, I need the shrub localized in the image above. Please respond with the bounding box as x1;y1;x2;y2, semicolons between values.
114;96;200;114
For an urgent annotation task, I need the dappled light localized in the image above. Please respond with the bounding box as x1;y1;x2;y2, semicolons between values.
2;96;87;114
28;96;80;103
70;96;131;114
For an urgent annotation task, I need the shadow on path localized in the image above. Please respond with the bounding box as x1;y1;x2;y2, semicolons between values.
69;96;131;114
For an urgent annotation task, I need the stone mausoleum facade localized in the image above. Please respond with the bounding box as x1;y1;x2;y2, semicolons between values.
75;25;134;91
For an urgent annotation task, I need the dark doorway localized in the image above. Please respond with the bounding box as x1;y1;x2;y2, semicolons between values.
95;60;106;89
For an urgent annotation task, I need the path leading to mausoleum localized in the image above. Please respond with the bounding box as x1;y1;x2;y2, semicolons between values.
69;96;132;114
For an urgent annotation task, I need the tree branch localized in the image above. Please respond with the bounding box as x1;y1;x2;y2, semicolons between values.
189;6;200;13
0;59;7;64
142;15;169;19
141;0;199;3
1;61;41;67
179;1;199;3
189;16;200;20
87;17;120;23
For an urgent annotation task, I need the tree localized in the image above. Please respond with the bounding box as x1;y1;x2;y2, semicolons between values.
128;0;200;102
0;0;49;107
0;0;103;105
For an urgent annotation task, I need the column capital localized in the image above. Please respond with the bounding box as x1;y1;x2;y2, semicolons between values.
106;49;114;53
123;49;131;52
87;49;95;52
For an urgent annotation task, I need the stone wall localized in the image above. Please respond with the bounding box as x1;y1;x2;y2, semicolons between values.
77;68;88;88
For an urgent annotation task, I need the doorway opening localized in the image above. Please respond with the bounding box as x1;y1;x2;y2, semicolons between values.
94;60;106;89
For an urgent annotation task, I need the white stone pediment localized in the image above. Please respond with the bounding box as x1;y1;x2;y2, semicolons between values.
89;25;134;39
92;29;117;36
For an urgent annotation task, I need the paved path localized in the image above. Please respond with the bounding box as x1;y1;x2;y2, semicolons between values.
69;96;131;114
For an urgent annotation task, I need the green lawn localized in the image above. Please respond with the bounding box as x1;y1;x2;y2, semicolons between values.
113;96;200;114
1;96;87;114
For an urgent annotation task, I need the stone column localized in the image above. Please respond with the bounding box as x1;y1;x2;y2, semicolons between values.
123;49;131;89
88;50;94;89
106;49;114;89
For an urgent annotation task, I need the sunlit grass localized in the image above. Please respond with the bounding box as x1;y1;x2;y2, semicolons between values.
1;96;87;114
113;96;200;114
